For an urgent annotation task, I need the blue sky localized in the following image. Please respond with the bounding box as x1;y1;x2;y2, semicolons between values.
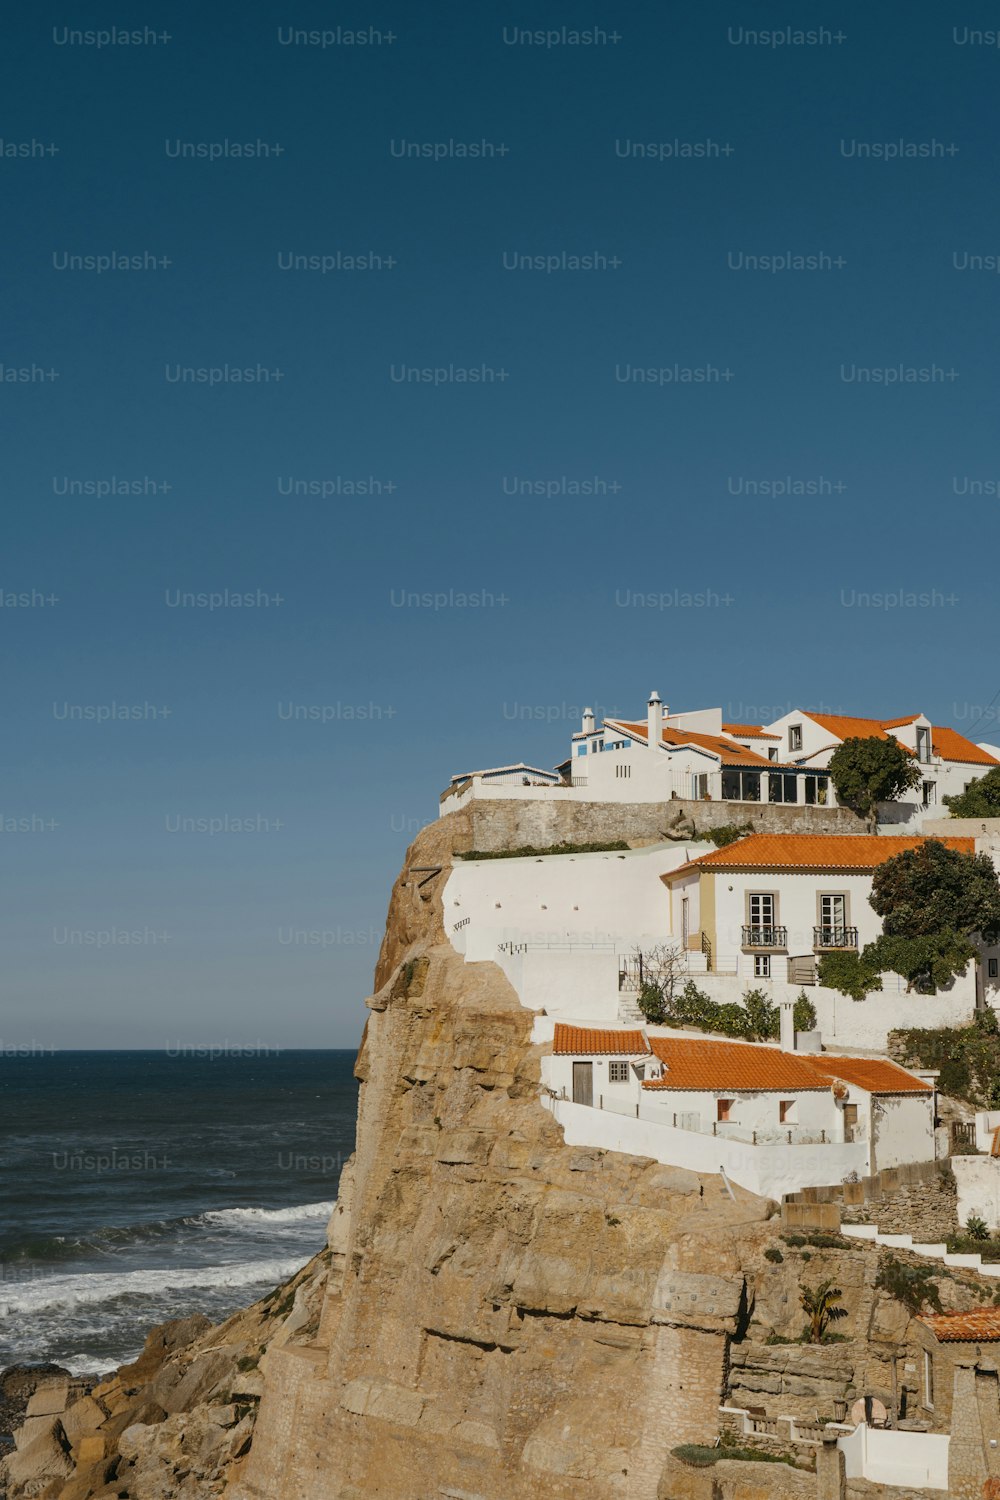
4;1;1000;1047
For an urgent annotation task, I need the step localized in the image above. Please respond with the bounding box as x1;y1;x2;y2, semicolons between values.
911;1244;947;1258
976;1261;1000;1277
841;1225;878;1240
875;1234;913;1249
944;1253;983;1269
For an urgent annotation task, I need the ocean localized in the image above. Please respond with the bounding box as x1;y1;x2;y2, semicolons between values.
0;1050;358;1375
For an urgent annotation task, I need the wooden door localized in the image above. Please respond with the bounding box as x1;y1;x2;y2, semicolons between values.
572;1062;593;1106
842;1104;858;1143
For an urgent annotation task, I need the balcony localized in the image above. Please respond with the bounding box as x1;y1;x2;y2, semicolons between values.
741;925;787;951
813;926;858;951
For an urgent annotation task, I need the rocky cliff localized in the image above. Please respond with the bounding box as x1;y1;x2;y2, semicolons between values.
6;804;992;1500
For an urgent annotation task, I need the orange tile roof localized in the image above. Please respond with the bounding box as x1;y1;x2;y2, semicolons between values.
641;1037;930;1094
644;1037;830;1092
722;723;781;740
663;833;975;880
929;725;1000;766
920;1309;1000;1343
806;1055;932;1095
612;721;783;769
552;1025;649;1056
805;713;998;767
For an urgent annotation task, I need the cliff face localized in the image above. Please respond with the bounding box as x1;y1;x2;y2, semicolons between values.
229;811;773;1500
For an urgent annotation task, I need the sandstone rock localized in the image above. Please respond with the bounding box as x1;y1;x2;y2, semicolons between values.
24;1381;71;1418
61;1396;107;1448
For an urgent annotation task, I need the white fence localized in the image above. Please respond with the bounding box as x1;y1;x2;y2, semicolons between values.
838;1423;948;1490
543;1095;868;1200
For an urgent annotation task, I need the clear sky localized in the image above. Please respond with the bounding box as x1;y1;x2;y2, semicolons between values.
4;2;999;1047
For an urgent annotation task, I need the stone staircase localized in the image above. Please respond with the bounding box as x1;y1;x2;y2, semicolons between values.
617;993;644;1025
841;1223;1000;1276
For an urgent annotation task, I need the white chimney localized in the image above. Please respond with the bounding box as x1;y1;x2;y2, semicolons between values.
647;691;663;751
779;1001;795;1052
582;707;595;735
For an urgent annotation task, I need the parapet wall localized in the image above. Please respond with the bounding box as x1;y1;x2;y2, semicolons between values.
463;797;864;853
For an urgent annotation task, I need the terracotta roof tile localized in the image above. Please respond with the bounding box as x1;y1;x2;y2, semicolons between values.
806;1055;932;1095
804;713;999;767
920;1309;1000;1342
611;721;786;769
644;1037;830;1092
663;833;975;880
552;1025;649;1056
722;723;781;740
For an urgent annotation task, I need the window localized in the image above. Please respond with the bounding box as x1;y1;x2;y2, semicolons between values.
923;1350;934;1410
917;726;932;763
779;1099;797;1124
754;954;771;978
768;772;798;803
693;772;709;799
989;959;998;979
615;764;631;779
717;1098;733;1122
608;1060;630;1083
922;779;936;808
789;725;803;752
820;894;847;943
749;893;775;929
722;769;761;801
804;776;829;806
768;747;779;762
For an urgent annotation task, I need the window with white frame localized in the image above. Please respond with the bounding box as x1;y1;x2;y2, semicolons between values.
922;779;936;808
989;959;998;979
789;724;803;751
749;893;775;929
754;954;771;978
608;1060;630;1083
917;726;932;763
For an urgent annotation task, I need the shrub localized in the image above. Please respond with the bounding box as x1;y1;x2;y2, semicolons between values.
793;991;818;1033
457;840;629;860
818;949;883;1002
764;1247;784;1264
661;980;780;1042
705;822;754;848
875;1255;943;1315
890;1025;1000;1108
967;1213;990;1241
636;980;667;1025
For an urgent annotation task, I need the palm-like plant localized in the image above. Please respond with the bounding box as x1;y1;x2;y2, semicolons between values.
799;1279;849;1344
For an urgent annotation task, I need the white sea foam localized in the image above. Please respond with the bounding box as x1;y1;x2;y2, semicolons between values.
0;1255;306;1316
198;1199;333;1227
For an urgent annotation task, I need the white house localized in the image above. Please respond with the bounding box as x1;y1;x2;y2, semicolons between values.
541;1023;936;1196
661;831;977;985
759;709;998;825
441;694;999;826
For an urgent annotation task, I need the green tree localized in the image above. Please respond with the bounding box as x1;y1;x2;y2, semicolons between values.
799;1279;849;1344
818;949;883;1002
827;736;921;833
793;991;818;1032
870;839;1000;940
863;931;976;994
945;766;1000;819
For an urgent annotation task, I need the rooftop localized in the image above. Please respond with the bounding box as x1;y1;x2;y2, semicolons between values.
920;1309;1000;1343
609;719;791;769
552;1025;650;1056
552;1028;932;1096
663;833;976;880
804;712;998;767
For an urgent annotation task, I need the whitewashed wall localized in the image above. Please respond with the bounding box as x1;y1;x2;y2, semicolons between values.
954;1154;1000;1230
445;843;701;953
542;1095;868;1199
688;969;977;1051
838;1424;948;1491
873;1092;936;1172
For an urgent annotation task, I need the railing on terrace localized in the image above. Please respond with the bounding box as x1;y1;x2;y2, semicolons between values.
555;1088;850;1146
741;925;788;949
813;926;858;950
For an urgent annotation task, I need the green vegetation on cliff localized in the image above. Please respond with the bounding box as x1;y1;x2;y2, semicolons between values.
890;1009;1000;1107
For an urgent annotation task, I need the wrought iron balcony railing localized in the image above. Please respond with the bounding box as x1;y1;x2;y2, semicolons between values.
813;926;858;950
741;925;787;950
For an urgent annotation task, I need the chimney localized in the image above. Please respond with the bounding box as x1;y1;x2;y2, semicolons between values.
779;1001;795;1052
582;707;595;735
647;691;663;751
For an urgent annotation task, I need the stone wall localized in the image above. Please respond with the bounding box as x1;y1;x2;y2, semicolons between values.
462;797;863;854
785;1159;958;1243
